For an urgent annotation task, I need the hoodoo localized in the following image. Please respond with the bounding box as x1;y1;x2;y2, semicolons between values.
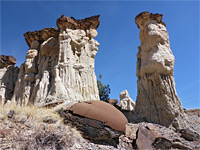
0;55;19;104
11;15;100;106
134;12;188;128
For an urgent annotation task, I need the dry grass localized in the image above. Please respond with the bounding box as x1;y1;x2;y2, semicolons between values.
0;103;62;124
0;103;85;149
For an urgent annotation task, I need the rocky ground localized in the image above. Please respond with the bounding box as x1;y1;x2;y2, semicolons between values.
0;104;120;150
0;103;199;150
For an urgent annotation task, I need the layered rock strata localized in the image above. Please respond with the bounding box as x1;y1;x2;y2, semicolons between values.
0;55;19;104
12;15;100;106
134;12;187;128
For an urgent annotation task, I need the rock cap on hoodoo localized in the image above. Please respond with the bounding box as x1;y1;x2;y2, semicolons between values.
24;15;100;47
24;28;59;48
135;11;166;29
56;15;100;30
0;55;17;68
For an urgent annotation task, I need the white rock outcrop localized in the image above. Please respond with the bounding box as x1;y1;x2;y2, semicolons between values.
134;12;188;128
118;90;135;111
12;15;100;106
0;55;19;105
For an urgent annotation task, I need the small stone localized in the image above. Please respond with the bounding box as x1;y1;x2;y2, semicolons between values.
172;142;192;150
15;114;28;123
0;114;5;120
74;143;81;149
7;110;15;118
152;136;172;149
125;123;138;140
0;129;13;138
146;123;160;135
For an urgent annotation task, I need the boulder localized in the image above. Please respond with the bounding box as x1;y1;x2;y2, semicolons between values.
118;90;135;111
70;100;128;132
59;100;128;146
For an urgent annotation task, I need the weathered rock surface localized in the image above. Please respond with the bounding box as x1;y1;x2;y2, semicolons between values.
56;15;100;30
24;28;60;48
59;100;128;146
125;122;200;150
12;15;100;106
134;11;187;129
184;109;200;134
0;55;16;68
0;55;19;105
118;90;135;111
70;100;128;132
59;100;128;147
136;126;156;150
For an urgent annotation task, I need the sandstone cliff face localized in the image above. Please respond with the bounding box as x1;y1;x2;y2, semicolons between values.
134;12;187;128
0;55;19;104
12;15;100;106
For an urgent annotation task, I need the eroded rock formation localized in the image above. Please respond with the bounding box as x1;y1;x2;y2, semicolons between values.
134;12;188;129
12;15;100;106
0;55;19;104
118;90;135;111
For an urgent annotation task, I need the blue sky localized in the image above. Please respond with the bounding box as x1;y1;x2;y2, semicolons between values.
0;1;199;109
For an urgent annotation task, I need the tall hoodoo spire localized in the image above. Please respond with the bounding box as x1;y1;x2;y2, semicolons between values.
134;11;188;129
